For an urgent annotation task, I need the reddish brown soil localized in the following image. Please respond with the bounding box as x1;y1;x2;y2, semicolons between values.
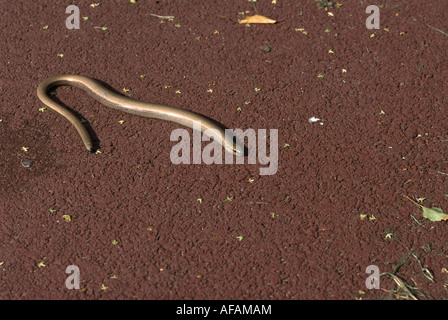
1;0;448;300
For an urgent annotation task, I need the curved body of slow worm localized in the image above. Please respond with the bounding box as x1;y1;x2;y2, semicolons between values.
37;74;244;155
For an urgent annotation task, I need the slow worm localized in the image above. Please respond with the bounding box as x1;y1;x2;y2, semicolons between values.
37;74;244;155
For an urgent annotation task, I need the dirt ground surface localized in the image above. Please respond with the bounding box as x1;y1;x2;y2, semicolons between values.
1;0;448;300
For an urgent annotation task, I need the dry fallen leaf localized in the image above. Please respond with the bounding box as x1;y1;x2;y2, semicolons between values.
403;195;448;222
238;14;276;24
422;207;448;222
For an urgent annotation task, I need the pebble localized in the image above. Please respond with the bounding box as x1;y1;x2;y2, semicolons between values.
21;161;31;168
260;45;271;53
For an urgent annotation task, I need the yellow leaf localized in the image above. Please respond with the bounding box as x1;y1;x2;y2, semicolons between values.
238;15;276;24
295;28;308;35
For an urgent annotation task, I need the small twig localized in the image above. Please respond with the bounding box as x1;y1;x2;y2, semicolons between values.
150;13;175;19
380;273;419;300
403;194;423;208
427;24;448;36
411;252;435;283
410;214;422;225
392;251;412;275
252;1;259;15
245;201;270;205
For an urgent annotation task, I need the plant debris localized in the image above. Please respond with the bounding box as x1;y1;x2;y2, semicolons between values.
260;45;271;53
403;195;448;222
238;15;276;24
316;0;335;9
